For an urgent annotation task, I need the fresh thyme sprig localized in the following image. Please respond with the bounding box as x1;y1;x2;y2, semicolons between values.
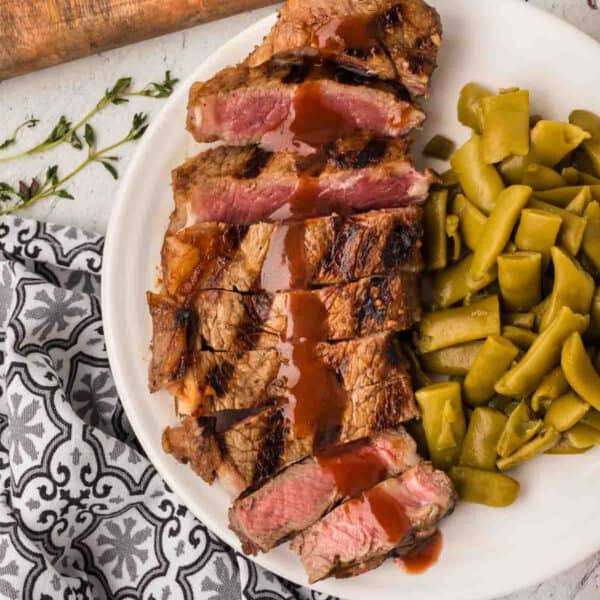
0;71;177;163
0;118;40;151
0;113;149;215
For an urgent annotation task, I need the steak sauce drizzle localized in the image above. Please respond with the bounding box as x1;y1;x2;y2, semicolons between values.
260;213;347;450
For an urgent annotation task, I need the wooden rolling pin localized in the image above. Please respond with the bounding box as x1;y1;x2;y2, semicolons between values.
0;0;279;80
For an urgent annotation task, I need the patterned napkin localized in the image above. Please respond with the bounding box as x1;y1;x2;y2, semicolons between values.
0;215;330;600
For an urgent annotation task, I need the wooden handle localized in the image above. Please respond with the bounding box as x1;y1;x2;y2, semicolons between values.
0;0;279;80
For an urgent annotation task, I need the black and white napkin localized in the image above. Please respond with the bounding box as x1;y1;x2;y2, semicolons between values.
0;215;331;600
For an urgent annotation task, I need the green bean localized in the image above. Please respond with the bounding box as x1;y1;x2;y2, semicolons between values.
565;423;600;449
400;343;432;389
460;408;508;470
531;366;570;413
489;394;516;413
424;134;456;160
450;135;505;214
569;110;600;176
495;306;589;398
424;189;448;271
469;186;532;281
544;391;589;432
527;198;588;256
535;185;600;206
463;336;519;406
450;466;519;507
562;168;600;185
503;312;535;329
546;436;590;454
565;186;592;215
582;201;600;271
561;167;581;185
421;341;484;376
539;247;595;332
416;382;466;471
440;168;459;186
532;296;550;330
522;163;566;190
416;295;501;354
497;427;560;470
581;407;600;431
500;121;590;184
457;83;492;132
431;254;497;309
445;214;462;262
514;208;562;267
450;194;487;251
502;326;538;350
480;90;530;164
496;401;542;457
585;288;600;343
497;252;542;312
561;332;600;411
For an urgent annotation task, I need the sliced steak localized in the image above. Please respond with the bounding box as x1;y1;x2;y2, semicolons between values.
174;331;412;415
290;462;456;583
194;273;420;351
170;137;432;228
147;293;192;392
246;0;442;97
229;428;419;554
163;374;418;494
186;60;424;151
161;207;423;301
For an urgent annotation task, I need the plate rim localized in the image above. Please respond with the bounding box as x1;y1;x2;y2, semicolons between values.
102;2;600;599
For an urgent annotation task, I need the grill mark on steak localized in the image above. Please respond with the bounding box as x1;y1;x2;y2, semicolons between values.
253;409;287;485
204;361;235;397
164;373;419;495
382;222;422;269
237;148;273;179
193;273;420;352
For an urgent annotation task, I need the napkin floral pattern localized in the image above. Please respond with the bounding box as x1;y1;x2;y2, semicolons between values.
0;216;330;600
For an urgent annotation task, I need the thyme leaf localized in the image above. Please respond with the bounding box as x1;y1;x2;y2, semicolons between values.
0;118;39;151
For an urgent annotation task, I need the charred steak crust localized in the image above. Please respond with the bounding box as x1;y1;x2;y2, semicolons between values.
190;272;421;352
173;331;414;416
246;0;442;97
160;207;423;301
163;375;418;494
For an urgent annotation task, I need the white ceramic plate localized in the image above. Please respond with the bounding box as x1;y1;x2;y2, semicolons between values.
102;2;600;599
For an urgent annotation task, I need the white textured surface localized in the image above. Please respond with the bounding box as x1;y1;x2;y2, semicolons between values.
2;1;600;599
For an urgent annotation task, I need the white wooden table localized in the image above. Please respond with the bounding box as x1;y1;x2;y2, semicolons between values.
1;1;599;598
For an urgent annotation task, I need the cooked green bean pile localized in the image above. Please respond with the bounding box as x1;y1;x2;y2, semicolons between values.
414;83;600;508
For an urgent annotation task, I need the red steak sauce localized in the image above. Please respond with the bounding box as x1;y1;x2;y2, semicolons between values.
365;486;411;543
260;220;348;450
291;82;358;148
398;530;443;574
315;16;380;53
317;440;390;497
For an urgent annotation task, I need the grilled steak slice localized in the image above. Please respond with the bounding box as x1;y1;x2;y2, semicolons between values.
176;331;412;415
246;0;442;97
229;428;419;554
170;137;432;228
162;207;423;301
194;273;420;351
290;463;456;583
163;375;418;494
147;294;192;392
186;60;424;151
